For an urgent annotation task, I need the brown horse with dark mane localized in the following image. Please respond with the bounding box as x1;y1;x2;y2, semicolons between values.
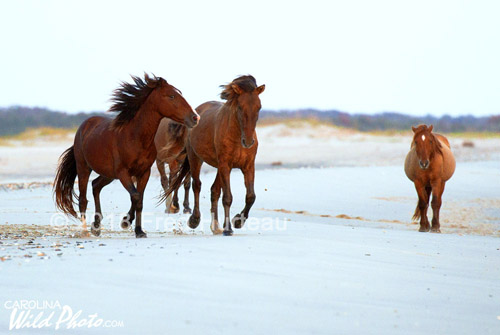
154;119;191;214
165;75;265;236
404;125;455;233
54;74;199;238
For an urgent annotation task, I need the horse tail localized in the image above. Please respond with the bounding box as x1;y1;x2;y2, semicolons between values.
53;146;78;218
412;202;421;222
160;154;190;204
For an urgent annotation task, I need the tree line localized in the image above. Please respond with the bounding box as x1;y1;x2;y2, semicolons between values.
1;106;499;136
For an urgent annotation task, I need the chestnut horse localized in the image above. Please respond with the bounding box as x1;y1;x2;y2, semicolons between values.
404;125;455;233
165;75;265;236
154;119;191;214
54;74;199;238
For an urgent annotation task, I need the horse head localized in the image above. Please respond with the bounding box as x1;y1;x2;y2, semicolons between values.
221;75;265;149
148;75;199;128
411;124;441;170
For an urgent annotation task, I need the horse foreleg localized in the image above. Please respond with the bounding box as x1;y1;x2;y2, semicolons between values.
233;165;256;229
133;170;150;238
90;176;113;236
430;181;445;233
219;165;233;236
117;173;138;231
182;173;192;214
210;172;223;235
414;182;430;232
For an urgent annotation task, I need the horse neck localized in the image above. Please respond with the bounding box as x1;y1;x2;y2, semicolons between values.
219;102;242;137
126;100;163;149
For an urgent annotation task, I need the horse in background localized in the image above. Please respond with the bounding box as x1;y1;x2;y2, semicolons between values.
54;74;199;238
404;124;455;233
154;119;191;214
165;75;265;236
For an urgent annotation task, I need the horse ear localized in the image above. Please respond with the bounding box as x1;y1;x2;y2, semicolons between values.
256;84;265;95
428;124;434;132
231;84;243;95
411;126;417;133
145;73;157;88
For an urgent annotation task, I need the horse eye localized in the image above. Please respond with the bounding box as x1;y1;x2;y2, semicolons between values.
169;95;175;100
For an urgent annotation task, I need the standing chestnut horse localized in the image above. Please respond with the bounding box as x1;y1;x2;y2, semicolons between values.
54;74;199;238
165;75;265;236
154;119;191;214
404;125;455;233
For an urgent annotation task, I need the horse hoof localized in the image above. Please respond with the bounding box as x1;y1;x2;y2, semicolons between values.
79;230;90;238
90;226;101;237
121;221;131;230
188;215;200;229
183;207;192;214
135;231;147;238
168;205;180;214
431;228;441;233
418;227;430;232
232;214;245;229
223;230;233;236
212;229;223;235
211;226;223;235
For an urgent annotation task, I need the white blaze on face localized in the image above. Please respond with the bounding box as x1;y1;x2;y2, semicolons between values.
422;135;426;141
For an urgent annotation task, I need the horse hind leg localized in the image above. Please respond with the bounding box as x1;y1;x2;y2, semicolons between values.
90;176;113;236
210;172;223;235
156;159;172;213
233;166;256;229
188;151;203;229
182;173;192;214
170;188;181;214
167;162;181;214
77;166;91;237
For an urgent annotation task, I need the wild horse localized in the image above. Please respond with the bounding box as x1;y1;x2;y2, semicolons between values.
154;119;191;214
165;75;265;236
54;74;199;238
404;124;455;233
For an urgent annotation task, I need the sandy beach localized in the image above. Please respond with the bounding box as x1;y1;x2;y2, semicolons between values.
0;123;499;334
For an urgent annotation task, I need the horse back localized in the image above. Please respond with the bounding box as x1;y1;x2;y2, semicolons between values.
196;101;223;116
435;133;451;148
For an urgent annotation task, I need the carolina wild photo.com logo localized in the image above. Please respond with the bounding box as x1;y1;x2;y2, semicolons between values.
4;300;124;331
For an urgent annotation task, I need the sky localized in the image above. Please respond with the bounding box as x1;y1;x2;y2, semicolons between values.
0;0;499;117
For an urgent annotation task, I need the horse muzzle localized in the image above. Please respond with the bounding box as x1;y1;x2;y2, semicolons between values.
419;160;430;170
184;112;200;128
241;137;255;149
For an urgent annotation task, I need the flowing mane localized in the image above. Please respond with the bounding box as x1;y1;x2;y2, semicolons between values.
109;74;166;129
220;75;257;103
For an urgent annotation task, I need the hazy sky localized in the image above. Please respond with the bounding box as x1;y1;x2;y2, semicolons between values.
1;0;499;116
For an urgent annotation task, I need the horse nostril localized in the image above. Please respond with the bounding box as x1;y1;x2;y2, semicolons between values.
192;114;200;123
